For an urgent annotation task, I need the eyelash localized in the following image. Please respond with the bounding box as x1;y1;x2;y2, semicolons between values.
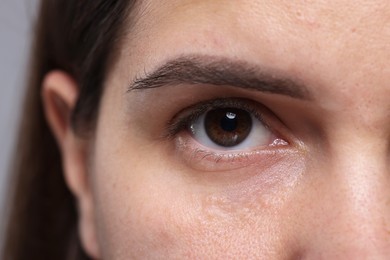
165;98;270;137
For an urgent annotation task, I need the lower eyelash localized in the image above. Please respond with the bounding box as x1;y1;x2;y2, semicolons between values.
192;148;252;163
174;134;289;172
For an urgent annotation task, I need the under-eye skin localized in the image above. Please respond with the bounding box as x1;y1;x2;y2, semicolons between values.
165;98;292;172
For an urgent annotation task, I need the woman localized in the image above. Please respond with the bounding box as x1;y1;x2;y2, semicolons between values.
3;0;390;259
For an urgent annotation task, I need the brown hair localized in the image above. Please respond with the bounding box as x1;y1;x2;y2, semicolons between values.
3;1;136;259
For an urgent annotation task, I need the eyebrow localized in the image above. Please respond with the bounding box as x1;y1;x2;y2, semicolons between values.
129;55;311;100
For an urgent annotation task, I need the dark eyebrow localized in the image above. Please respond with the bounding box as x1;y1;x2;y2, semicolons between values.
129;55;311;100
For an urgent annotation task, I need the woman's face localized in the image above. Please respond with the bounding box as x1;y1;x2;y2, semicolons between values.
59;0;390;258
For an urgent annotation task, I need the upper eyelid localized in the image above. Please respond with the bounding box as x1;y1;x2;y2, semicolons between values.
164;98;274;139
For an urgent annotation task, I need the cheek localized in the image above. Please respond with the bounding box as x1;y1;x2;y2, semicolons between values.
90;129;304;259
89;63;305;259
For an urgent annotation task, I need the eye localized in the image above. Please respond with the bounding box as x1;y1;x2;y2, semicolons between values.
166;98;291;171
189;107;273;150
165;98;287;154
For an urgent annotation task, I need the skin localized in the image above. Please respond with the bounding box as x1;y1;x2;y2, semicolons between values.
43;0;390;259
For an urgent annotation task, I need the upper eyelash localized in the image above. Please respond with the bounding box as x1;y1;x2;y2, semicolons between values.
164;98;271;139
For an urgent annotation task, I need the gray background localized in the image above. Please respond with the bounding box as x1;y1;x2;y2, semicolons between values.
0;0;38;243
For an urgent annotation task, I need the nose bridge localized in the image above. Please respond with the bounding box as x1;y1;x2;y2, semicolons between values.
335;127;389;214
330;146;388;233
307;129;390;257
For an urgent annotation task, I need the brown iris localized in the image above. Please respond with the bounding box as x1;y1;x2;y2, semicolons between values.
204;108;252;147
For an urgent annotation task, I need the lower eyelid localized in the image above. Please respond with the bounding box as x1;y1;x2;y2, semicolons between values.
174;132;292;173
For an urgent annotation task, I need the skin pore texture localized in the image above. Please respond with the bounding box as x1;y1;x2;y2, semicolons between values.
43;0;390;259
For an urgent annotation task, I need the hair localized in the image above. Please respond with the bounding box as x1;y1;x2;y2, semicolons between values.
2;1;136;259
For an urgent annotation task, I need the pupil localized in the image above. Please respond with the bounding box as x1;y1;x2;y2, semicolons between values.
204;108;252;147
220;112;237;132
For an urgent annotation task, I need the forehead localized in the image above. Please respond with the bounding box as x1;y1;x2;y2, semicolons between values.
122;0;390;104
131;0;390;51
